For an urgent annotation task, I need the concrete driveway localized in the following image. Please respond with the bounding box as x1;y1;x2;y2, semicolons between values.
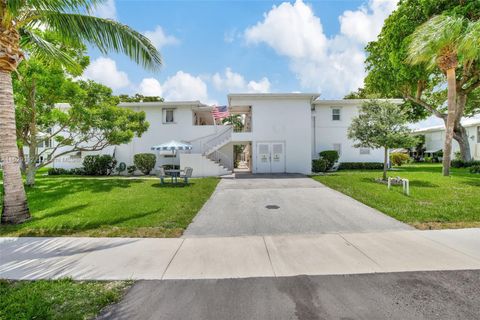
184;174;411;237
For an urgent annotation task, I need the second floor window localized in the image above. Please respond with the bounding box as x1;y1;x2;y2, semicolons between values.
163;108;175;123
332;108;341;121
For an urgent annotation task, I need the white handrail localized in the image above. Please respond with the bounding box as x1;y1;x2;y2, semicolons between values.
201;126;232;155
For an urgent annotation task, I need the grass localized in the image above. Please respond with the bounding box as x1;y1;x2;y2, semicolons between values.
0;173;219;237
313;163;480;229
0;279;130;320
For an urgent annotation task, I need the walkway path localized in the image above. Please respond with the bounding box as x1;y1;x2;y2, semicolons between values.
184;174;411;237
1;228;479;280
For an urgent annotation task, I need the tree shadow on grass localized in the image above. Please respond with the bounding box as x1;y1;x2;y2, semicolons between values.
460;179;480;187
151;182;195;188
23;178;144;213
409;180;439;188
2;208;164;237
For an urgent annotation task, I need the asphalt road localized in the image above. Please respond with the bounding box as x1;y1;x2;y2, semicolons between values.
184;174;411;237
97;270;480;320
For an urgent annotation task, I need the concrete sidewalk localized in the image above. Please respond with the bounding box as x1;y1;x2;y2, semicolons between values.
1;229;479;280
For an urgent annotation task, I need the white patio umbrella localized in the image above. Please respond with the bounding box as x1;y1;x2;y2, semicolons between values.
151;140;193;152
151;140;193;168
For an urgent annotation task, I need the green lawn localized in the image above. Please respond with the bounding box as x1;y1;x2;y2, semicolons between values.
0;279;130;320
0;174;219;237
313;164;480;229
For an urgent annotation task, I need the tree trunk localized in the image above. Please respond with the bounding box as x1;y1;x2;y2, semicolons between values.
0;71;30;224
383;147;388;181
443;68;457;176
453;125;472;162
453;93;471;162
25;80;37;187
25;141;37;187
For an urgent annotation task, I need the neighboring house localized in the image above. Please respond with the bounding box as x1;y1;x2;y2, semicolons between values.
26;94;401;176
414;118;480;160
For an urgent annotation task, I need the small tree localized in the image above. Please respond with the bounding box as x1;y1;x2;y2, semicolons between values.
134;153;157;175
348;100;417;181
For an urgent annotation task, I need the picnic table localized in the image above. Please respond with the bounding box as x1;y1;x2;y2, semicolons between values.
165;169;183;184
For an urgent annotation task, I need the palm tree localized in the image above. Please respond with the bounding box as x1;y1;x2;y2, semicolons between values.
407;15;480;176
0;0;161;224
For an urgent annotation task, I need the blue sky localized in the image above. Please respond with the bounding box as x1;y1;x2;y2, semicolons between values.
85;0;399;105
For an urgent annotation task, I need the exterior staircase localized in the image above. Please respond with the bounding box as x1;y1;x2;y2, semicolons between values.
188;126;233;175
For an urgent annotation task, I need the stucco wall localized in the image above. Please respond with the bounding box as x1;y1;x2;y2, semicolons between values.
115;105;217;166
424;125;480;160
313;104;384;163
230;97;312;174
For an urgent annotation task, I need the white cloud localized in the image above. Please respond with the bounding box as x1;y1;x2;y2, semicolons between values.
339;0;397;44
212;68;271;93
244;0;397;98
91;0;117;20
144;26;179;49
138;78;163;97
82;57;130;90
162;71;216;104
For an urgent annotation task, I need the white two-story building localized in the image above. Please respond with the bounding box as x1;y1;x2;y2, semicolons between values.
112;94;392;176
40;94;399;176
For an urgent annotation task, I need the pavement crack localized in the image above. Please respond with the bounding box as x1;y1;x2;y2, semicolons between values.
338;233;382;269
161;239;185;280
262;236;277;277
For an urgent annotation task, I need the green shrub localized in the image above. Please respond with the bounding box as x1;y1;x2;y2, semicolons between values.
83;155;117;176
424;156;432;163
469;165;480;174
312;159;328;173
70;168;85;175
127;165;137;175
134;153;157;175
454;151;462;161
338;162;384;170
319;150;339;170
390;152;410;166
47;168;70;175
451;160;480;168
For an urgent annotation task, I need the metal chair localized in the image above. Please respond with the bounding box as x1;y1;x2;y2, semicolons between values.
157;167;166;184
181;167;193;184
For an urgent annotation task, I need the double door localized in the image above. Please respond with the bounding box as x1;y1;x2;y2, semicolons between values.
256;142;285;173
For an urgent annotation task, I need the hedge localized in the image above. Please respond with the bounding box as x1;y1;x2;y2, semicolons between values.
450;160;480;168
133;153;157;175
338;162;384;170
312;159;328;173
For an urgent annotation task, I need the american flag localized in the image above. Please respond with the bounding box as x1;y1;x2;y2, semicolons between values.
212;105;230;120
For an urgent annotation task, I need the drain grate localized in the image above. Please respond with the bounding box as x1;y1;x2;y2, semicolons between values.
265;205;280;209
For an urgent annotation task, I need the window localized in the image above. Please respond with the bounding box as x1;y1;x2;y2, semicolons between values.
163;108;175;123
70;151;81;159
332;108;341;121
333;143;342;156
477;126;480;143
359;148;370;155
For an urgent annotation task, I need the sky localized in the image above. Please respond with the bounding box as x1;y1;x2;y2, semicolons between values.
83;0;478;128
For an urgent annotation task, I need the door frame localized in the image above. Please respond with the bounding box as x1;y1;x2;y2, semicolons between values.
254;140;286;173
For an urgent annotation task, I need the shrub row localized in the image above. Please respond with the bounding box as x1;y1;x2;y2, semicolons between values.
450;160;480;168
83;155;117;176
470;165;480;174
338;162;384;170
47;168;85;175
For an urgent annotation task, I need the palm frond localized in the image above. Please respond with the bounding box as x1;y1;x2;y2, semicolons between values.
20;28;83;73
459;20;480;62
26;0;106;13
407;15;466;69
35;12;162;71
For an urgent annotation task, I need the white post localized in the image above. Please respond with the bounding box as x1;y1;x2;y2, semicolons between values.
387;177;391;189
402;179;410;196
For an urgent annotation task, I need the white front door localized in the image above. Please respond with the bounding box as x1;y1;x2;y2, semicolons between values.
256;142;285;173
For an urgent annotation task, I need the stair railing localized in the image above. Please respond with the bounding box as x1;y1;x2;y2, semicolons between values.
201;126;232;155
